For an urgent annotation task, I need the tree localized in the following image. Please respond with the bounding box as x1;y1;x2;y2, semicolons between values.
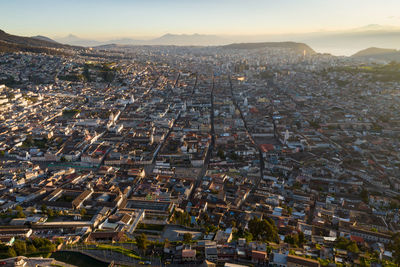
47;209;54;217
16;211;26;218
80;208;87;217
284;235;295;246
248;217;279;243
390;233;400;265
360;189;369;203
347;241;359;253
217;149;225;159
136;233;148;252
287;207;293;216
335;237;359;253
27;244;37;254
13;240;27;255
7;247;16;257
173;210;191;227
298;231;305;246
183;233;192;244
15;205;23;212
31;237;55;253
41;204;47;214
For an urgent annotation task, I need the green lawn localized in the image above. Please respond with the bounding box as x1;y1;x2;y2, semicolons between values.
136;223;165;231
90;244;142;260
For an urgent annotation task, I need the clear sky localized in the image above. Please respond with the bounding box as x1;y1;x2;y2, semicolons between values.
2;0;400;39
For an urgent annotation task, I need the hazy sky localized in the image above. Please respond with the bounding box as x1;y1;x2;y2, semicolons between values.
2;0;400;38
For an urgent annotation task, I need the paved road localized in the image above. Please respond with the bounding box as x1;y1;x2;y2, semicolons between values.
228;75;265;192
189;74;215;201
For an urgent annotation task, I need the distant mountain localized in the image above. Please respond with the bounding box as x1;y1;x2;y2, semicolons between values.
55;34;102;47
17;24;400;56
0;29;80;54
107;38;142;45
222;41;316;54
32;35;58;43
149;33;226;46
352;47;400;62
352;24;400;32
59;33;228;47
301;26;400;55
352;47;397;57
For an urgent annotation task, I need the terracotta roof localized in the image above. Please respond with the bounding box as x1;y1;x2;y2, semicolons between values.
260;144;274;153
182;249;196;258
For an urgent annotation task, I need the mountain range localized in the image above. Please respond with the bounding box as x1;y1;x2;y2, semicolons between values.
0;29;79;55
54;33;226;47
49;25;400;55
2;27;400;62
0;30;313;56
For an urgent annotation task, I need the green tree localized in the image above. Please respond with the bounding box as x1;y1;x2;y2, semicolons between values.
360;189;369;203
16;210;26;218
335;237;359;253
183;233;192;244
27;244;37;254
217;149;225;159
284;235;295;246
7;247;16;257
347;241;359;253
48;209;54;217
41;204;47;214
287;207;293;215
173;210;191;227
248;217;279;243
13;240;27;255
298;231;306;246
390;233;400;264
15;205;23;212
80;208;87;217
136;233;148;252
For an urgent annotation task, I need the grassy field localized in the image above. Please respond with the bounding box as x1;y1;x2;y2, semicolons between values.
91;244;142;260
137;223;165;231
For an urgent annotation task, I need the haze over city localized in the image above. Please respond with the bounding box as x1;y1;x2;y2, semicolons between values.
1;1;400;266
2;0;400;55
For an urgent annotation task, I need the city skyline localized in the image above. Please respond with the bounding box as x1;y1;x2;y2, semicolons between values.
2;0;400;265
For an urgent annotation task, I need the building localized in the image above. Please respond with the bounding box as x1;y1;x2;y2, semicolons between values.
287;255;320;267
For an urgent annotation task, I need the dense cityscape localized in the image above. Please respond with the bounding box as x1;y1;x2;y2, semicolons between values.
0;38;400;267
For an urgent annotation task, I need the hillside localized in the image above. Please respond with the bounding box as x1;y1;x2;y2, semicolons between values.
221;41;316;54
0;29;80;54
32;35;58;43
352;47;400;62
150;33;225;46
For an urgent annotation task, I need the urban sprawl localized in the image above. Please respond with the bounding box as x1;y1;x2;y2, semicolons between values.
0;44;400;267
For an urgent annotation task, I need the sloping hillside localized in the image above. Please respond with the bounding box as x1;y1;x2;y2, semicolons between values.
352;47;400;62
0;29;81;54
221;41;316;54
